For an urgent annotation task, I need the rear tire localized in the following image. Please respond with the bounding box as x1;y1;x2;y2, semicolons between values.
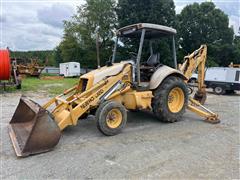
96;101;127;136
152;76;188;123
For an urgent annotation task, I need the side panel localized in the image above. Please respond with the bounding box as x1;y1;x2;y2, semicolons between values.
149;65;187;90
235;70;240;82
59;64;65;76
69;63;81;76
122;91;153;110
205;67;240;84
205;68;227;82
226;68;240;83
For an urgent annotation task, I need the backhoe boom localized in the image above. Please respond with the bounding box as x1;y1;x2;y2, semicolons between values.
180;45;207;104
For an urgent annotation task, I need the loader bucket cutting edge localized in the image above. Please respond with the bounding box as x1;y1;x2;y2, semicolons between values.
8;96;61;157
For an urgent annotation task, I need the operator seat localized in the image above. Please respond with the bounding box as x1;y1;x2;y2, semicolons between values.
138;53;161;90
146;53;160;66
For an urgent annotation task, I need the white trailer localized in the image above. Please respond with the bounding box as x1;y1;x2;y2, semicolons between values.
59;62;80;77
190;67;240;94
204;67;240;94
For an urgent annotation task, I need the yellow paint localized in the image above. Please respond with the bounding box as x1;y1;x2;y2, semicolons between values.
168;87;184;113
42;56;219;131
187;98;219;123
121;91;153;110
106;108;122;128
179;45;207;100
43;64;133;130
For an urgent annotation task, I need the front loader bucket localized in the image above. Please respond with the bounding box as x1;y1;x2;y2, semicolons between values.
8;96;61;157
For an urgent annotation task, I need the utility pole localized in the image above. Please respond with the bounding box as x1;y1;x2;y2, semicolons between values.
95;26;100;69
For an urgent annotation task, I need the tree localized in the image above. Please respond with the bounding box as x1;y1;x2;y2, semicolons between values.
58;0;117;68
117;0;176;27
11;50;55;66
232;34;240;64
53;46;63;66
177;2;234;66
117;0;176;66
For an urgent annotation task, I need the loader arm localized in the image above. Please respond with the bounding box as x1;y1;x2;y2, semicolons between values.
43;64;132;130
8;63;133;157
179;45;207;104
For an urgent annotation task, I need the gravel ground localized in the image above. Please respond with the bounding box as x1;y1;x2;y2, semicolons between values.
0;91;239;179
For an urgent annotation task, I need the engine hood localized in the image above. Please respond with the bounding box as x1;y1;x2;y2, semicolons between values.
81;61;132;86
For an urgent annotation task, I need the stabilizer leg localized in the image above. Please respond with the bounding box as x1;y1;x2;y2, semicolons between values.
187;97;220;124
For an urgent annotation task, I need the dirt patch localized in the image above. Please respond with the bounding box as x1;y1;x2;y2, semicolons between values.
1;91;239;179
40;76;64;80
43;83;64;88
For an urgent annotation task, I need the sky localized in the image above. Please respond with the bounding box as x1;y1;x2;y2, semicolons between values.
0;0;239;51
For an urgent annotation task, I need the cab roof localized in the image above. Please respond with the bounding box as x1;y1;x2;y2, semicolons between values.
117;23;177;39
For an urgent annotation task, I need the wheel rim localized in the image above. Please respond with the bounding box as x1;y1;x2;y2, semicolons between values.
215;87;222;94
106;108;122;128
168;87;185;113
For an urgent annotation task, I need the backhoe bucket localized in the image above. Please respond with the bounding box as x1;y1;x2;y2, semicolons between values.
8;96;61;157
193;90;207;105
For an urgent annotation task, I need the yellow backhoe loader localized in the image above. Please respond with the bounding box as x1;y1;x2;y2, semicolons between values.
9;23;220;157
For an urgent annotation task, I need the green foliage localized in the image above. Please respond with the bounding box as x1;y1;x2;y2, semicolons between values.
10;50;55;66
53;46;64;66
232;35;240;64
117;0;176;27
10;1;239;69
57;0;117;68
117;0;176;66
176;2;235;66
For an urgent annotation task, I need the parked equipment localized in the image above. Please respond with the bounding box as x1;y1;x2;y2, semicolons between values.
179;45;207;104
59;62;81;77
229;62;240;68
204;67;240;94
0;50;21;89
16;58;46;77
9;23;220;157
190;66;240;95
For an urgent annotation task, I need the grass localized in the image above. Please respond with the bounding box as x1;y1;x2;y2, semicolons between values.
1;77;79;95
41;73;60;76
21;77;79;95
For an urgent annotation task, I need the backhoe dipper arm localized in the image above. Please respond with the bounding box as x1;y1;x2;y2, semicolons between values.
180;45;207;81
180;45;207;105
180;45;220;123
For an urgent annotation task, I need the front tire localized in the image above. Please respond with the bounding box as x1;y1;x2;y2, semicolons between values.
152;76;188;123
96;101;127;136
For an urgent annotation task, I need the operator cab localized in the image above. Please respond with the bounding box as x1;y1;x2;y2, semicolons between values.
111;23;177;89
